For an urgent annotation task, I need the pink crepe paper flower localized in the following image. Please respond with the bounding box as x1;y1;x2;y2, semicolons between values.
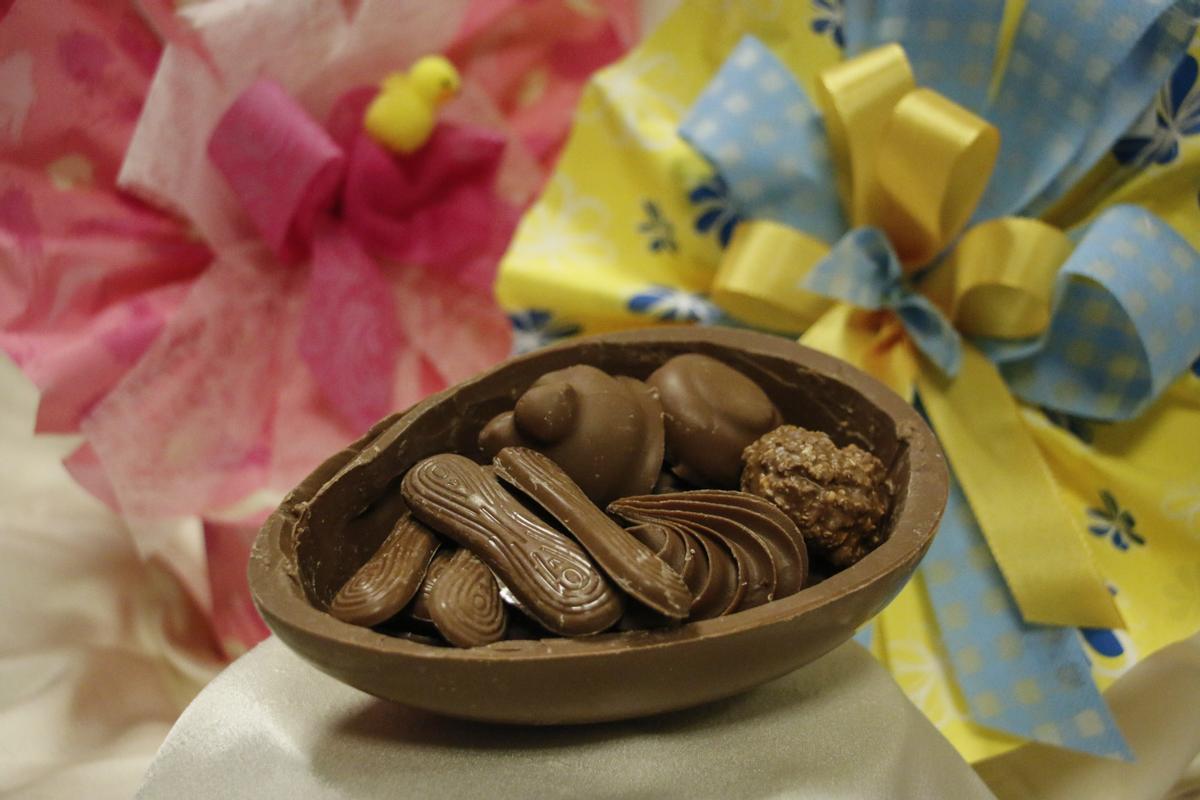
0;0;638;657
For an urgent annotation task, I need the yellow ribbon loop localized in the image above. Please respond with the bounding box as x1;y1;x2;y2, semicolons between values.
815;45;998;269
814;43;915;226
923;217;1073;338
873;89;999;267
917;346;1123;629
712;221;832;333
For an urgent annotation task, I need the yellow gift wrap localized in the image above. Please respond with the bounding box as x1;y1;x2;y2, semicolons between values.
497;0;1200;763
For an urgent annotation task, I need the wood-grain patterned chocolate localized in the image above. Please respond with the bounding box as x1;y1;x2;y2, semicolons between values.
401;454;622;636
328;513;439;627
407;549;453;624
428;548;507;647
493;447;691;619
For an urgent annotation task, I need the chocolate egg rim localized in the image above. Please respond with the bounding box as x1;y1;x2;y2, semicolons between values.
249;326;947;662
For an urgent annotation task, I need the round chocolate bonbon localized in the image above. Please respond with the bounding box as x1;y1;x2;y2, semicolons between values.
647;354;782;489
479;365;665;506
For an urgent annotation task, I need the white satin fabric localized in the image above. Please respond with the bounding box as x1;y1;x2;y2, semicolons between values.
0;356;222;798
137;636;995;799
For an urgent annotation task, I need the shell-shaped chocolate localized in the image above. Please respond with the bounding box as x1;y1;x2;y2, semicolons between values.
401;453;622;636
610;490;808;616
630;520;741;619
494;447;691;619
428;548;507;647
620;490;808;597
329;514;439;627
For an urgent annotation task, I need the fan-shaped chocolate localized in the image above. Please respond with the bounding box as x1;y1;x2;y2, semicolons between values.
401;453;622;636
616;490;809;597
648;354;782;488
478;365;665;505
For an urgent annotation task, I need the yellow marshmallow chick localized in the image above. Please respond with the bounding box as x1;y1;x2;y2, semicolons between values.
363;55;462;154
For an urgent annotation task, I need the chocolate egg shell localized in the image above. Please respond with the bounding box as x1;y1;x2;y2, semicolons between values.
250;327;946;724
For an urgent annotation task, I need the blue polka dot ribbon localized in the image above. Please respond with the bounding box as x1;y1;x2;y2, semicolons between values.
679;10;1200;421
923;472;1131;759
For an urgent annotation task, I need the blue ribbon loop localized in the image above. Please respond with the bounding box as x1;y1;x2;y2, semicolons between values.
806;228;962;375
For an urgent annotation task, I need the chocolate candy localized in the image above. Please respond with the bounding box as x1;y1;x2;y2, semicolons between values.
407;549;452;625
610;490;808;616
479;365;665;506
329;513;439;627
618;490;809;597
741;425;889;568
493;447;691;619
428;548;507;648
401;453;622;636
628;521;740;619
647;354;782;488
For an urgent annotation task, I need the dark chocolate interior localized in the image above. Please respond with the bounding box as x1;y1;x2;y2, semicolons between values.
290;337;909;611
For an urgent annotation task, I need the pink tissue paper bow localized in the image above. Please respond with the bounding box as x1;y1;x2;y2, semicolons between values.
0;0;639;657
207;80;516;431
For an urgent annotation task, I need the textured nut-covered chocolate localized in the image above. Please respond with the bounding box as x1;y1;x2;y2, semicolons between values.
478;365;664;506
647;354;782;488
741;426;889;568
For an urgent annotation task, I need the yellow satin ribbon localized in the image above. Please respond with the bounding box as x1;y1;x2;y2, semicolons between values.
721;45;1123;629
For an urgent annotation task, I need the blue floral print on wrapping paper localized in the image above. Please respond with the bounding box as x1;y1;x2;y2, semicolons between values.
1081;628;1125;658
811;0;845;50
508;309;581;355
627;285;724;324
1087;490;1146;551
1080;585;1126;658
1113;54;1200;167
689;175;741;249
637;199;678;254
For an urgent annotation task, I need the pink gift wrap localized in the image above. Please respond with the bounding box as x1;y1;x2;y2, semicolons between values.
0;0;641;656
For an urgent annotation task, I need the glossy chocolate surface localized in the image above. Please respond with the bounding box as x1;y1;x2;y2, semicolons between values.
250;327;947;724
428;548;507;648
478;365;665;505
648;354;782;488
402;453;622;636
494;447;691;619
328;513;439;627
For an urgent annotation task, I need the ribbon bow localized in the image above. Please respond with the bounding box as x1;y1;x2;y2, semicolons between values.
207;79;510;430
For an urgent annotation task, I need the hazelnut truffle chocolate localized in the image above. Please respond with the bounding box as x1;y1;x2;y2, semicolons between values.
308;350;895;648
741;425;890;568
